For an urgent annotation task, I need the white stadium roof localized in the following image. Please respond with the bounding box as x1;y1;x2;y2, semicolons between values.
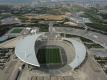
15;33;44;67
63;38;86;69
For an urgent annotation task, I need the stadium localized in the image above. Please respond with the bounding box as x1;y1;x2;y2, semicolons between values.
15;32;86;74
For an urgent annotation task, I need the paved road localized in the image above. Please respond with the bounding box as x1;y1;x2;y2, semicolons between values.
89;48;107;57
0;36;24;48
55;27;107;49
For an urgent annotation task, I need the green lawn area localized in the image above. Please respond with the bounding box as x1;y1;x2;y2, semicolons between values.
84;43;103;49
11;28;23;33
37;48;61;64
84;8;107;33
39;26;49;32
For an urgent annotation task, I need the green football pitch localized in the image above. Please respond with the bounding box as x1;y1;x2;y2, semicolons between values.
11;28;23;33
37;48;61;64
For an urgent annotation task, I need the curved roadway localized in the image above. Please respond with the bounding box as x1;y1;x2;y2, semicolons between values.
55;27;107;49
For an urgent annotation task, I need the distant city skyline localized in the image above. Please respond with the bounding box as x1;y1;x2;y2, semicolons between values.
0;0;107;4
0;0;106;7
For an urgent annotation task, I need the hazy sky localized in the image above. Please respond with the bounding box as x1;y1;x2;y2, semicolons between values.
0;0;106;4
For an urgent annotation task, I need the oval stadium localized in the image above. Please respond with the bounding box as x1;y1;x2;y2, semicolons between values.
15;32;86;75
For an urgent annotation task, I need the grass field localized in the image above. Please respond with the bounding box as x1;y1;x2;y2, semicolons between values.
37;48;61;64
11;28;23;33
